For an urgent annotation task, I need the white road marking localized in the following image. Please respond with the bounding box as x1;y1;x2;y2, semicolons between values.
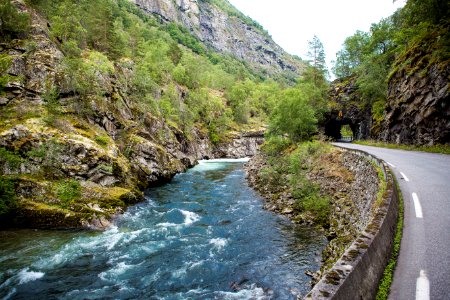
387;162;396;168
412;193;423;218
416;270;430;300
400;172;410;181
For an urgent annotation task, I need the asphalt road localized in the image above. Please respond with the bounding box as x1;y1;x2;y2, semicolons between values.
333;143;450;300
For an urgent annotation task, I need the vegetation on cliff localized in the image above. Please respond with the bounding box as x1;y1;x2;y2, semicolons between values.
332;0;449;141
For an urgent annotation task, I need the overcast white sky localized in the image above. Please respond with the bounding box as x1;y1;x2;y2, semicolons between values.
227;0;406;76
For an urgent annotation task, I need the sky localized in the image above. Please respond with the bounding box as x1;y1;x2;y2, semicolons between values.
227;0;406;77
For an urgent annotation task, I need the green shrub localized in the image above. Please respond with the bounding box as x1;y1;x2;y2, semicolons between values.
0;177;16;215
0;147;22;171
55;179;81;204
0;0;30;41
262;135;291;156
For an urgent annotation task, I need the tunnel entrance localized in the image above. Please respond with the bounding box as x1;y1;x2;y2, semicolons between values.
324;118;356;141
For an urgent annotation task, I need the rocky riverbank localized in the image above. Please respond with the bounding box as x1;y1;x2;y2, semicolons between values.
0;1;268;229
245;145;380;282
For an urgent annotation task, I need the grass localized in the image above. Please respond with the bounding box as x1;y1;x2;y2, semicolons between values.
0;147;23;170
95;135;110;147
54;179;81;206
375;177;404;300
371;161;387;208
355;140;450;155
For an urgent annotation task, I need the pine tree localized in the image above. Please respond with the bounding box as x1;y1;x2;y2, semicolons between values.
0;0;30;41
306;35;327;77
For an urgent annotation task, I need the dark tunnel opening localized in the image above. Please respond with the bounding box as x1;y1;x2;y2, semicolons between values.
324;118;357;141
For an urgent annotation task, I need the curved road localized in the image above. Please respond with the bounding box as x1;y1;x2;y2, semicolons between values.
333;143;450;300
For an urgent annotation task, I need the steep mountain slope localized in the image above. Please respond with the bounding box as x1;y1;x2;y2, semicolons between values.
132;0;304;79
0;0;272;228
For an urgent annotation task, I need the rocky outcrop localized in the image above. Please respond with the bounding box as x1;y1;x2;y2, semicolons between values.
376;24;450;146
213;130;264;158
322;77;372;141
379;63;449;145
132;0;304;78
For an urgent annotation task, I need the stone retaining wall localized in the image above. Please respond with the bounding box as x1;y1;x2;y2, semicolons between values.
305;147;399;300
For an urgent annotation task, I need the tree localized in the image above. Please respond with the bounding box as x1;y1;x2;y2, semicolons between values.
297;66;328;122
50;1;86;48
306;35;327;79
269;88;317;142
0;0;30;41
398;0;449;27
332;30;370;78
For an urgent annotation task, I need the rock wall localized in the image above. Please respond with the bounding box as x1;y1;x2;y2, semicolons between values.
245;145;394;298
312;149;379;276
377;25;449;146
247;146;380;276
379;63;449;145
305;148;399;300
132;0;304;78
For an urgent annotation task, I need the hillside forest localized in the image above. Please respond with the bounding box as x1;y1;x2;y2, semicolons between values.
0;0;448;225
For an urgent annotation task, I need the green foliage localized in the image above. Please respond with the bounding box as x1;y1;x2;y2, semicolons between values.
26;140;65;179
0;177;16;215
49;0;86;46
95;135;110;147
332;30;370;78
166;23;205;55
0;0;30;41
61;50;114;102
261;135;291;156
398;0;449;27
307;35;328;79
260;141;331;226
43;86;61;126
24;0;297;145
333;0;449;129
0;53;13;93
0;147;22;171
55;179;81;205
269;88;317;142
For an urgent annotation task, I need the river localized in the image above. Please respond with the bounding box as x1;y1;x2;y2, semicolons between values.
0;159;326;299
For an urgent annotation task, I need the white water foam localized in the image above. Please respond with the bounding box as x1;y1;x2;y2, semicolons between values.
18;268;45;284
216;284;271;300
198;158;250;163
98;262;135;282
209;238;228;250
180;210;200;225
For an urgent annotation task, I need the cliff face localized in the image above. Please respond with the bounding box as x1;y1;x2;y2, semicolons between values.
376;24;450;146
379;59;449;145
132;0;304;78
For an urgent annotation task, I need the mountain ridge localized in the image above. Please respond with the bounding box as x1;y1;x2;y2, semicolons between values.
132;0;305;79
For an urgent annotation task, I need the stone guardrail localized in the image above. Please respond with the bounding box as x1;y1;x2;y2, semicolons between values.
305;147;400;300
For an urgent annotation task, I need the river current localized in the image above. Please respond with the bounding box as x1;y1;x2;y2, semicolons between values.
0;159;325;299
